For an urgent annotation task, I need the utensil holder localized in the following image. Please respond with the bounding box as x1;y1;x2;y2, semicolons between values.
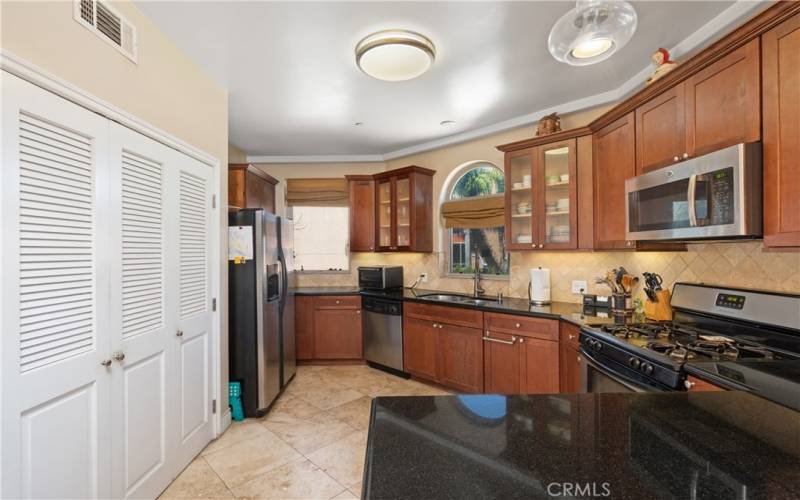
611;292;633;315
645;289;673;321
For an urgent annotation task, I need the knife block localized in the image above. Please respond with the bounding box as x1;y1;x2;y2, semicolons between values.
645;290;673;321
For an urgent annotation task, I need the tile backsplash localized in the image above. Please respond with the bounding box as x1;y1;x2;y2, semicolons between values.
295;241;799;303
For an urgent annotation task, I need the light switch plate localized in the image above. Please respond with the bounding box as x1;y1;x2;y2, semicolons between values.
572;280;588;294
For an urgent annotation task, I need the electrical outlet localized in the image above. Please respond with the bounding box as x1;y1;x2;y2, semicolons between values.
572;280;588;294
419;273;428;283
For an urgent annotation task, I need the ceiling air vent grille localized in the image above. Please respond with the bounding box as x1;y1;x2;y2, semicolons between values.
73;0;137;63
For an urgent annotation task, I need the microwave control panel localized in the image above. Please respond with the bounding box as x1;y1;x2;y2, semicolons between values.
709;167;734;224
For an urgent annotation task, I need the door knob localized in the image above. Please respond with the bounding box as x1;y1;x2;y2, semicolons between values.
112;352;125;362
176;329;184;337
100;359;112;367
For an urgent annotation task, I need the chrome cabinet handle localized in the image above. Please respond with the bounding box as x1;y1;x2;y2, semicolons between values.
176;329;184;337
112;352;125;362
357;310;361;314
100;359;112;367
539;244;544;248
335;300;341;304
673;155;680;162
682;152;690;159
515;322;521;328
482;333;516;345
568;334;576;340
519;338;525;344
684;380;696;389
432;322;438;328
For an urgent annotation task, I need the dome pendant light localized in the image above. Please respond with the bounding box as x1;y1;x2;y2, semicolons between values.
548;0;637;66
355;30;436;81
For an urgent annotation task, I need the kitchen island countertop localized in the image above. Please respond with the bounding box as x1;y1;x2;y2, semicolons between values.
363;391;800;499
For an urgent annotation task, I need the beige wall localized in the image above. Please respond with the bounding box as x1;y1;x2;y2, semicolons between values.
229;143;248;164
265;106;799;302
1;1;231;413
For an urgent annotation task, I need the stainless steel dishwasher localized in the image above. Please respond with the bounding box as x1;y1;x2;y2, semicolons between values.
362;296;404;372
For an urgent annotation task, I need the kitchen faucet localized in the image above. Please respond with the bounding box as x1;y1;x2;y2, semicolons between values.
472;249;485;298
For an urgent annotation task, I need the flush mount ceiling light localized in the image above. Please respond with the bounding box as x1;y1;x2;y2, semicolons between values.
548;0;637;66
355;29;436;81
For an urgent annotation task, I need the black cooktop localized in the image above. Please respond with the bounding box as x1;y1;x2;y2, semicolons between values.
595;322;791;364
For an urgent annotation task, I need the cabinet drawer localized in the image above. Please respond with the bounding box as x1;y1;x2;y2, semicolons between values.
560;321;581;351
314;295;360;310
405;301;483;329
484;312;558;341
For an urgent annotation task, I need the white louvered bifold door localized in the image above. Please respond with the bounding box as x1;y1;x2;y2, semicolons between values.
170;151;215;468
1;72;112;499
107;123;178;499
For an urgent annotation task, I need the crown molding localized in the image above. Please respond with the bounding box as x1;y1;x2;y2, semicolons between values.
247;154;386;164
245;0;769;165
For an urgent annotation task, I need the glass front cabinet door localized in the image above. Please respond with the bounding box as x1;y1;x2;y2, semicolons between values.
504;139;578;250
538;139;577;249
505;149;537;250
377;178;393;250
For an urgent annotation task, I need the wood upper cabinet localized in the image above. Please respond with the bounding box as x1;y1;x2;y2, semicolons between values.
312;295;362;359
403;316;440;381
346;176;375;252
228;164;278;212
635;83;687;174
593;113;637;250
438;324;484;393
374;166;434;252
635;40;760;174
684;38;761;158
503;136;581;250
763;13;800;247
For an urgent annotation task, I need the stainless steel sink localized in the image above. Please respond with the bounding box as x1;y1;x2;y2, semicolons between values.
417;293;500;306
418;293;475;303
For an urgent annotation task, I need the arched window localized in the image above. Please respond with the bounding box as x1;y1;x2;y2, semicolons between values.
443;162;509;277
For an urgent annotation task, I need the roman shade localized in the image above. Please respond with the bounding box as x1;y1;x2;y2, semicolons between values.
285;178;349;207
441;195;505;228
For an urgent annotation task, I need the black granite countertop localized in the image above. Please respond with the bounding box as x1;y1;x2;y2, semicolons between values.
363;391;800;499
293;286;621;327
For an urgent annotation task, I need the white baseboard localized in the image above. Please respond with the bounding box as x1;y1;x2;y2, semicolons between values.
221;409;232;435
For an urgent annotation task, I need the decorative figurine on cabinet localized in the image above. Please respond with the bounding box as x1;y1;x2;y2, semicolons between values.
536;112;561;136
645;48;678;85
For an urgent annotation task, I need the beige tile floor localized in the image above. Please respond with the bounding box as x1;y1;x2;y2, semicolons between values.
160;364;449;499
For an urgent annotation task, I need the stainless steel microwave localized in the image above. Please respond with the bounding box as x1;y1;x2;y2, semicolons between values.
625;143;762;242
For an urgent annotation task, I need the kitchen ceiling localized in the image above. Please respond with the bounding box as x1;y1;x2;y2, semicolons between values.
135;1;754;158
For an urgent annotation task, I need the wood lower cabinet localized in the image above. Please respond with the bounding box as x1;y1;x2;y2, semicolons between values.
295;296;314;360
403;316;440;381
483;331;522;394
228;164;278;212
559;322;582;393
763;12;800;248
685;375;726;392
346;175;375;252
296;295;362;360
483;313;560;395
438;324;484;393
520;336;560;394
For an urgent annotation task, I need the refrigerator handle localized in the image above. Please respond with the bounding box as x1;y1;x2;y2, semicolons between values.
278;252;288;307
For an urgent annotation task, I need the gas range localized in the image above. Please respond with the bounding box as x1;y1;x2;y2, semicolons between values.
580;283;800;392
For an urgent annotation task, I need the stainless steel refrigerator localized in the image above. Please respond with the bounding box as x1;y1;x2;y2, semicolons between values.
228;209;283;417
278;217;296;387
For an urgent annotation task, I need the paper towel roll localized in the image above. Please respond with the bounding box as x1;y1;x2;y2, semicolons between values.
529;268;551;305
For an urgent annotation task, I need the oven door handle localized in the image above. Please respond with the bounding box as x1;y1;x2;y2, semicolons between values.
581;348;658;393
688;173;698;227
